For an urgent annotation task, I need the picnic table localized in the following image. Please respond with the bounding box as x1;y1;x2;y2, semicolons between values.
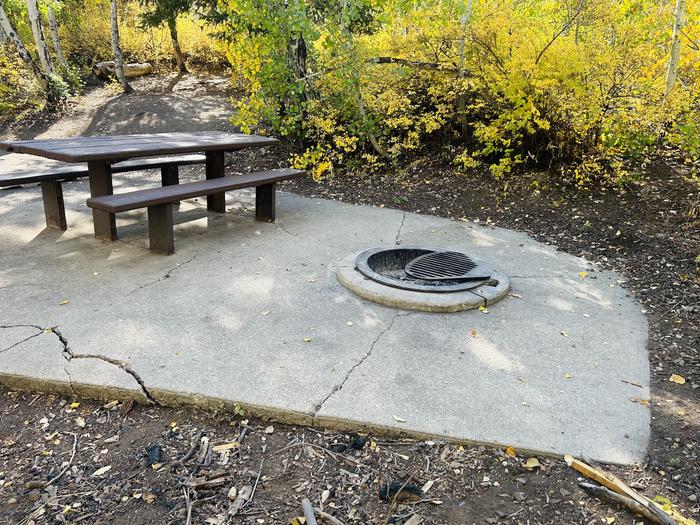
0;131;278;241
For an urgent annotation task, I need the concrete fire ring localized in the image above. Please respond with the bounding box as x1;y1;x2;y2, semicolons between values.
336;252;510;312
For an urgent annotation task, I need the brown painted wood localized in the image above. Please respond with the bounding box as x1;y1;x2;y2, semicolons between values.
160;165;179;187
205;151;226;213
40;180;67;230
255;182;276;222
0;132;278;163
148;204;174;255
0;154;205;187
88;160;117;241
87;169;305;213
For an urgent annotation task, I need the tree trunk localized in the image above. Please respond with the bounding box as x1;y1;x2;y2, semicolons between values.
665;0;686;96
0;3;53;100
110;0;133;93
0;19;7;44
26;0;54;75
46;5;68;70
167;16;187;73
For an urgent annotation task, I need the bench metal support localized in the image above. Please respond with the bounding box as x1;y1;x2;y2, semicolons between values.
205;151;226;213
88;160;117;241
40;180;67;230
148;204;174;255
255;183;276;222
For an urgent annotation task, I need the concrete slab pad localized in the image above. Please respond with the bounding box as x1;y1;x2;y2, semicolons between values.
0;173;649;464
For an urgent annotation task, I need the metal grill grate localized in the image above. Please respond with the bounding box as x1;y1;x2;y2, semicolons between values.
404;251;489;281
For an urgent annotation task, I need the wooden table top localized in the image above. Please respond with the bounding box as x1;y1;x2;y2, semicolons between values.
0;131;279;163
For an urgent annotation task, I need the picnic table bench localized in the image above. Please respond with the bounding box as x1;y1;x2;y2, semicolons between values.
0;154;205;230
0;132;305;254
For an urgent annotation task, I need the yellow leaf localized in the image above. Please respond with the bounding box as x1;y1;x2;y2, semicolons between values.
92;465;111;477
605;517;615;524
578;271;588;278
669;374;686;385
470;328;477;337
478;305;489;313
143;493;156;504
303;337;312;343
70;402;80;409
523;457;540;470
59;299;70;305
564;373;572;379
505;446;517;458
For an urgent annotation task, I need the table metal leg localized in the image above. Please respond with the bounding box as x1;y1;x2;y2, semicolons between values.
205;151;226;213
88;160;117;241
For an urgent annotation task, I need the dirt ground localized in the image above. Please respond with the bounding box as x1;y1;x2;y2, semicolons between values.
1;75;699;524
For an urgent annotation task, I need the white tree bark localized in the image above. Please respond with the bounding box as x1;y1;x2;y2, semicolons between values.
110;0;133;93
665;0;686;95
458;0;474;79
0;4;53;98
26;0;55;75
47;5;68;70
0;19;7;44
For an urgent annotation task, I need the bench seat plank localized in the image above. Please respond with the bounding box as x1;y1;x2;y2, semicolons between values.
0;154;206;187
87;168;305;213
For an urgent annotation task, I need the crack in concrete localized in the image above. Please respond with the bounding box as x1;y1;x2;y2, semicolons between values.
0;324;45;354
2;324;157;403
275;222;297;237
311;312;412;416
53;326;158;405
128;255;196;295
395;211;406;245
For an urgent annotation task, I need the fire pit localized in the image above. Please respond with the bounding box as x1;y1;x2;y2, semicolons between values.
336;246;510;312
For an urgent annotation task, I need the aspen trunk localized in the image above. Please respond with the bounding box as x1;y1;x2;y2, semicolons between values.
167;16;187;73
110;0;134;93
0;19;6;44
0;3;53;100
26;0;54;75
457;0;473;79
665;0;686;95
47;6;68;70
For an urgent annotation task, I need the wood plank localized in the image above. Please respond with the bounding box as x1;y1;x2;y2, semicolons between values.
205;151;226;212
255;183;276;222
88;160;117;241
87;169;305;213
0;132;279;163
148;204;175;255
0;154;205;186
40;180;67;230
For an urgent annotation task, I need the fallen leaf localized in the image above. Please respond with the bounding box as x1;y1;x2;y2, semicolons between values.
523;457;540;470
264;425;274;434
605;517;615;524
505;446;517;458
103;400;119;409
76;416;86;428
69;402;80;409
392;415;407;423
561;331;569;337
59;299;70;305
346;321;354;326
303;337;312;343
260;311;270;316
143;493;156;504
478;305;489;313
92;465;111;477
212;442;240;452
564;373;572;379
470;328;478;337
578;271;588;279
669;374;686;385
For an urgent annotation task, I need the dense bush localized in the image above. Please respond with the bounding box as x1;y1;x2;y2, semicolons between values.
221;0;700;184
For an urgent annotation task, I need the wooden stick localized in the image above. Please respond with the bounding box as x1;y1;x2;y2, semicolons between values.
579;482;669;525
44;432;78;488
302;498;318;525
313;508;347;525
565;455;676;525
